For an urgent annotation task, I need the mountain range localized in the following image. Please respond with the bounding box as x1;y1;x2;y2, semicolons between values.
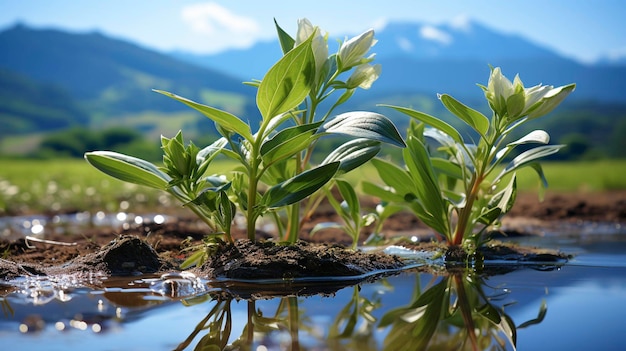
172;19;626;103
0;23;258;136
0;20;625;157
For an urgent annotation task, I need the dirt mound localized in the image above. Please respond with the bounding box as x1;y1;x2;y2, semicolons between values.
196;239;405;280
0;191;624;283
0;235;173;280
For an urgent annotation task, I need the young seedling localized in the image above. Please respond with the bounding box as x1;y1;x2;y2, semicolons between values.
311;179;377;250
85;18;405;257
364;67;575;253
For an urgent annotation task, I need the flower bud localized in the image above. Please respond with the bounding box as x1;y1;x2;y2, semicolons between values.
484;67;575;123
346;63;381;89
526;83;576;120
338;29;377;70
296;18;328;82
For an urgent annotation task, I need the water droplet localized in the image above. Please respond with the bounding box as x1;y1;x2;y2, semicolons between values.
31;224;44;235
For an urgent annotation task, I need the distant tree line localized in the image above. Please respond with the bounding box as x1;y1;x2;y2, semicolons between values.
33;126;162;161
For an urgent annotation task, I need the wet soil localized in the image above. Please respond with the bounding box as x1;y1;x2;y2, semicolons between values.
1;191;624;282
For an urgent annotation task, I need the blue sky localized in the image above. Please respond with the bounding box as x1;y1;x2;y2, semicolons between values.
1;0;624;63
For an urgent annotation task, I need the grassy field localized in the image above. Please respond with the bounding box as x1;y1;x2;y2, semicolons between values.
1;158;625;215
512;160;626;192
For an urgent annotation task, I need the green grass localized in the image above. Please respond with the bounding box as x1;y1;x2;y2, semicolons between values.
513;160;626;192
1;158;624;215
343;159;626;193
0;158;238;215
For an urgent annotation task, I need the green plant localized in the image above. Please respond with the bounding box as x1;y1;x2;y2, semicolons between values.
364;67;575;252
379;271;547;351
85;18;404;250
311;179;377;250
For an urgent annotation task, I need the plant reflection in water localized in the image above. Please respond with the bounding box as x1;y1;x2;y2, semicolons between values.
379;271;546;351
175;295;305;351
174;270;547;351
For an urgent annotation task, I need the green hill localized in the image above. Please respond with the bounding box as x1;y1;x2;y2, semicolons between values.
0;23;259;119
0;68;88;137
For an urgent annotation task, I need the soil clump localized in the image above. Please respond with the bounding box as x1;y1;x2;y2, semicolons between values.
195;239;405;280
0;191;624;282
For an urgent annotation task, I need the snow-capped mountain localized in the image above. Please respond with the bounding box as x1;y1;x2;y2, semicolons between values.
172;19;626;103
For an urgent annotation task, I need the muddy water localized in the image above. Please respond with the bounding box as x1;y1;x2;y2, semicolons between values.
1;229;626;350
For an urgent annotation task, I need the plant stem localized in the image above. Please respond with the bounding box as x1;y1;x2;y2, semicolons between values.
288;297;301;351
246;165;259;241
452;134;496;247
454;274;479;351
285;204;300;243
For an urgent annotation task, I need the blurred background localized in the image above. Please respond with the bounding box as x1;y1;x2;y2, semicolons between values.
1;0;625;160
0;1;625;212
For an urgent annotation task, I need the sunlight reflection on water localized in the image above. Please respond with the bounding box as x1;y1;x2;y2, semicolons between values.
0;212;173;238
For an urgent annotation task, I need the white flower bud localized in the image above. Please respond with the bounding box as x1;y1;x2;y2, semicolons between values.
338;29;377;70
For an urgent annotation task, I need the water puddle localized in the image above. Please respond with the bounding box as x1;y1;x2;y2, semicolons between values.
0;211;171;238
3;262;625;350
1;223;625;350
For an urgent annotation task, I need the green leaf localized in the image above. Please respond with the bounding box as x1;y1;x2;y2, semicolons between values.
274;18;295;54
153;90;252;142
479;175;517;224
370;158;415;199
496;144;564;181
260;121;323;165
180;249;207;270
336;179;360;221
439;94;490;137
382;104;463;144
496;174;518;214
85;151;170;190
403;136;449;236
511;130;550;146
496;130;550;160
361;181;406;204
528;163;549;201
506;91;527;118
322;111;406;148
190;182;231;209
260;158;296;185
310;222;344;236
321;138;381;175
518;299;548;328
257;35;315;120
381;278;447;350
164;132;188;176
262;162;339;208
218;191;235;234
527;83;576;119
197;137;228;165
431;157;463;180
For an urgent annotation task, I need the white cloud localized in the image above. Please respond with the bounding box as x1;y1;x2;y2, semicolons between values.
396;37;413;52
605;46;626;61
372;17;389;31
180;2;260;51
420;25;452;45
449;14;471;32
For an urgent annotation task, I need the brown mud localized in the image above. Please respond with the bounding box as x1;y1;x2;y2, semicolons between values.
1;191;624;282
